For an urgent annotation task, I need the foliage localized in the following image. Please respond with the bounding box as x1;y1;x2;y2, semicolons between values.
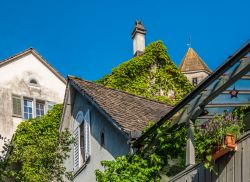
96;41;193;105
0;134;9;181
95;40;248;179
95;122;188;181
194;112;243;170
96;108;247;181
95;41;193;181
0;105;74;182
232;105;250;121
96;155;162;182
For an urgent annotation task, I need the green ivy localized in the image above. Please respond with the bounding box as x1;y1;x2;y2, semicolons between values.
0;105;74;182
95;122;188;181
96;41;193;105
95;41;193;181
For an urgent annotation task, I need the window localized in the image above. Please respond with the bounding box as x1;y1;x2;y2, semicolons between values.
192;77;198;86
12;95;22;117
23;98;33;119
12;95;56;119
30;79;38;85
47;101;56;110
101;132;105;147
36;101;45;117
73;110;91;171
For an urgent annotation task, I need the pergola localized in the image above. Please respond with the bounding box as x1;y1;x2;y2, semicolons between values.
132;40;250;166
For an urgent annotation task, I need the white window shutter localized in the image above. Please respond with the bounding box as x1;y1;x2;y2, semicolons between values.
84;110;91;161
73;127;80;170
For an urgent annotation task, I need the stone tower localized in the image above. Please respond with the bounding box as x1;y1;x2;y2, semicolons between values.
131;20;146;56
180;47;212;86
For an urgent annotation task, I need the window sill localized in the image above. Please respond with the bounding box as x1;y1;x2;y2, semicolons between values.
28;84;41;89
73;157;90;179
73;163;87;179
12;115;22;118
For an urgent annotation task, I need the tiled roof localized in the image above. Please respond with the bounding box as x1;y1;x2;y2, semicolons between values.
179;47;212;73
69;76;172;134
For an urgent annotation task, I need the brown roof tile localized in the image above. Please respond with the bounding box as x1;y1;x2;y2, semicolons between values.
69;76;172;133
179;47;212;73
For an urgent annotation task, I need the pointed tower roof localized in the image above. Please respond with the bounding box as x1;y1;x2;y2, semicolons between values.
179;47;212;74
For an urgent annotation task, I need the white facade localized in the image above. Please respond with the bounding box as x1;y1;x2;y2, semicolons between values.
182;71;210;85
0;49;66;148
133;33;146;55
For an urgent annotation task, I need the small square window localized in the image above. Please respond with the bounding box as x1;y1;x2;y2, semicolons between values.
192;77;198;86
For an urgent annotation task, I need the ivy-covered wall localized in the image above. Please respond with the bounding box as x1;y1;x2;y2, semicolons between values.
97;41;193;105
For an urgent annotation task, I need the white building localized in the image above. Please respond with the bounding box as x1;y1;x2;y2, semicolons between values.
0;48;66;148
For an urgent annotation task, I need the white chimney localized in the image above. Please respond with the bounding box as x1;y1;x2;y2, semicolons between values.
131;20;146;56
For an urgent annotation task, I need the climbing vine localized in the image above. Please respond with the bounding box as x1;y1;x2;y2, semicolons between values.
0;105;74;182
96;121;188;181
95;41;193;181
97;41;193;105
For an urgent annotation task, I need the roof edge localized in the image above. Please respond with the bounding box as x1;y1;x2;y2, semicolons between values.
68;76;131;137
0;48;66;84
179;47;212;73
68;75;173;107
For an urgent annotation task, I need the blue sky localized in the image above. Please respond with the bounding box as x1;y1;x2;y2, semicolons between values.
0;0;249;80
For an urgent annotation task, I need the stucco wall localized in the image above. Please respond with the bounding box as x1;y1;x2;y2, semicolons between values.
183;71;209;85
0;53;65;148
63;91;130;182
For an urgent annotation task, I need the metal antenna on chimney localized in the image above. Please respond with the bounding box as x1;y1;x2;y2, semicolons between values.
187;35;192;48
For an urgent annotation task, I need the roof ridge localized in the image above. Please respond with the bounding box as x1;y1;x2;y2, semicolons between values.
68;75;173;107
0;47;33;64
0;47;66;83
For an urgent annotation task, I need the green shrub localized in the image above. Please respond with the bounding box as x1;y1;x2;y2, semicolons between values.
0;105;74;182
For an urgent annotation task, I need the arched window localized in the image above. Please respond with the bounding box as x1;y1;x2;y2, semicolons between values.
30;79;37;84
29;78;39;86
73;110;91;171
